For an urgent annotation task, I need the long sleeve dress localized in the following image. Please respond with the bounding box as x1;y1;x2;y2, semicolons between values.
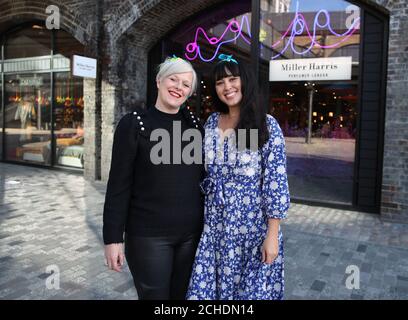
186;112;290;300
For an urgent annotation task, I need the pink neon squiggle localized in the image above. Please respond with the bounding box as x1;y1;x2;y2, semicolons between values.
269;4;360;59
184;15;252;62
184;1;360;62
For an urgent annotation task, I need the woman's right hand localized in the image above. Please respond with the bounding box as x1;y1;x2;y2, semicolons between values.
104;243;125;272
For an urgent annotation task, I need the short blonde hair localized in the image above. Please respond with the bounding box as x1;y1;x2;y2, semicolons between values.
156;56;197;97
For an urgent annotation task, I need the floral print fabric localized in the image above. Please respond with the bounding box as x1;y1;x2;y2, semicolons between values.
186;112;290;300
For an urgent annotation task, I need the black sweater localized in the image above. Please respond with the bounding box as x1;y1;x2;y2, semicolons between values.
103;106;204;245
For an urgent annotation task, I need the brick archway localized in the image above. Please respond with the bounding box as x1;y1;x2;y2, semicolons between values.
113;0;225;48
0;0;97;46
113;0;391;49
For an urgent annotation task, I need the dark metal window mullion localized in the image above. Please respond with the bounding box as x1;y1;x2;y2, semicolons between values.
250;0;261;88
376;10;390;213
1;36;5;161
353;7;365;208
50;30;56;167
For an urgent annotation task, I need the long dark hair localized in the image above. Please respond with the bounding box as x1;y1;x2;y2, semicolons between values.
211;58;269;150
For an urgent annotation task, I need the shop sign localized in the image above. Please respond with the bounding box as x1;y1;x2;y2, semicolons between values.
72;55;97;79
18;76;43;87
269;57;352;82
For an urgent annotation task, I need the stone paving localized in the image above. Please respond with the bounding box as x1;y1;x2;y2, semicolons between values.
0;162;408;300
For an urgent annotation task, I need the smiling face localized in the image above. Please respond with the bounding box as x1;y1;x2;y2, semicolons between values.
156;72;193;112
215;73;243;109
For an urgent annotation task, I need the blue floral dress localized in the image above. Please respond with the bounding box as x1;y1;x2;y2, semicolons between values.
186;112;290;300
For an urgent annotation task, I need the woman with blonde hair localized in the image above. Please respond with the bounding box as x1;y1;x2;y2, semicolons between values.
103;56;204;300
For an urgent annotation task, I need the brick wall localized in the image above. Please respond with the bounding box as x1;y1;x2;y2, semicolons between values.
375;0;408;222
0;0;97;45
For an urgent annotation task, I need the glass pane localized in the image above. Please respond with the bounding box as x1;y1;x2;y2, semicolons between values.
55;29;85;57
0;75;3;160
54;72;84;169
54;29;85;71
5;24;51;59
163;0;252;121
4;73;52;165
260;0;360;204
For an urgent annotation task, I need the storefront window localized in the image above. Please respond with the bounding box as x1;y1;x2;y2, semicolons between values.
55;29;84;57
5;24;51;59
4;73;52;165
260;0;360;204
53;29;85;169
53;73;84;169
1;23;84;169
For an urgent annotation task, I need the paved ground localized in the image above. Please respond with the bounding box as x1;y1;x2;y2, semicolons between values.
286;137;355;204
1;162;408;300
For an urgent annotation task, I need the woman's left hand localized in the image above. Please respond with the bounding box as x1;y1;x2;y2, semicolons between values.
261;234;279;264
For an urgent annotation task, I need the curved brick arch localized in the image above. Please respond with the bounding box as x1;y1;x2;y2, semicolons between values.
0;0;94;46
107;0;393;119
113;0;225;49
112;0;391;49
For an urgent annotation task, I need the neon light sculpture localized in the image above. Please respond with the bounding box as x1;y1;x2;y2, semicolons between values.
184;14;251;62
184;1;360;62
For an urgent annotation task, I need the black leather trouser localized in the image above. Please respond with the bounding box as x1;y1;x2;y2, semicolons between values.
124;231;201;300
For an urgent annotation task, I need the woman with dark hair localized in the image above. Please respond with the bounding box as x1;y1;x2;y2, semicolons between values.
186;55;290;300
